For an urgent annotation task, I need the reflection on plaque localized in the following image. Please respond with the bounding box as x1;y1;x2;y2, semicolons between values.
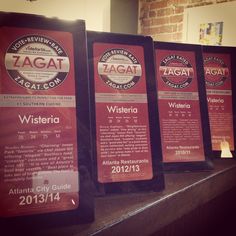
220;138;233;158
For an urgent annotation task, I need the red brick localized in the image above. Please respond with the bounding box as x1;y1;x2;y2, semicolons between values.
149;10;156;17
150;1;168;10
142;19;152;27
160;25;177;33
177;0;188;4
168;0;191;5
139;4;149;20
152;17;170;26
187;2;213;8
153;33;173;42
167;0;184;5
190;0;204;3
139;4;150;18
140;2;150;10
168;0;188;4
141;26;162;35
175;6;184;14
172;32;183;42
139;0;236;40
178;23;183;32
170;14;184;23
172;24;178;32
167;0;178;5
159;25;169;33
140;28;152;36
152;27;162;34
157;7;174;17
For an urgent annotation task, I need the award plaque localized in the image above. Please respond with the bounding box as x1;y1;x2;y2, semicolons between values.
0;12;94;229
154;42;212;171
87;31;164;194
203;46;236;158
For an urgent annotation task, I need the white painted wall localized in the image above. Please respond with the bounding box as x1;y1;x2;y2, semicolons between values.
0;0;111;32
183;1;236;46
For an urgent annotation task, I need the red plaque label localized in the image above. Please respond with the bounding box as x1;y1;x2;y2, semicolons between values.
203;53;234;152
156;50;205;163
0;27;79;217
93;43;153;183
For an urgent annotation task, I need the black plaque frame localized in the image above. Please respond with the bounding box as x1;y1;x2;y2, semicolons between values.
203;45;236;159
87;31;165;194
154;41;213;172
0;11;94;231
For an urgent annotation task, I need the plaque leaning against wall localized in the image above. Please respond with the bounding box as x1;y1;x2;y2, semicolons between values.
87;31;165;194
203;45;236;159
0;12;94;231
154;42;213;171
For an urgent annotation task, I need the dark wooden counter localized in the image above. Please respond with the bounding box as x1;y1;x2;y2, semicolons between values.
38;159;236;236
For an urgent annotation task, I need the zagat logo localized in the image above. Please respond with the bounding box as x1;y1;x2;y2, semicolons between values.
159;54;194;89
5;35;70;90
97;48;142;90
204;56;229;87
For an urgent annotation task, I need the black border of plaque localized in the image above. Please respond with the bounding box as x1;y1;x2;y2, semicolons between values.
203;45;236;159
87;31;165;194
154;41;213;172
0;11;94;231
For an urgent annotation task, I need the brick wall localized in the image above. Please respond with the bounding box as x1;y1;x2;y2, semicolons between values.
139;0;236;42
